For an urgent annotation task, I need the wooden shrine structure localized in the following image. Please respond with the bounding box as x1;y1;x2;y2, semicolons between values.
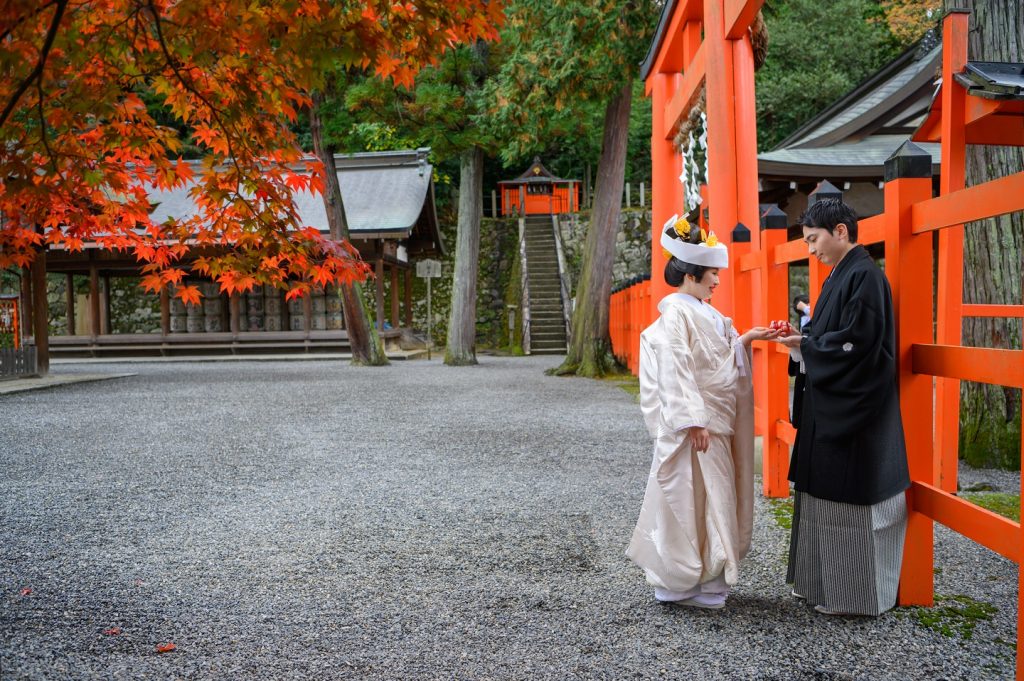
11;149;441;368
498;157;580;216
617;4;1024;675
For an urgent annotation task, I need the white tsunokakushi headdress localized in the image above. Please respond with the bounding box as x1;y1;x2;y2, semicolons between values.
661;214;729;269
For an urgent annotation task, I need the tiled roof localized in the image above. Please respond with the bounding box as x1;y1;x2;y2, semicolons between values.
759;135;941;178
149;149;434;236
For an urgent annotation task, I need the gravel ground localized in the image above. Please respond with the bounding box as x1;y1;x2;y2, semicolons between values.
0;356;1017;680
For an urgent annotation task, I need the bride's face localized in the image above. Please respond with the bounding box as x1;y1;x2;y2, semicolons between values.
683;268;720;301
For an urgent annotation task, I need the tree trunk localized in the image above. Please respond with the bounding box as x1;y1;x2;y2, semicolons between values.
445;146;484;365
310;91;388;366
953;0;1023;468
552;81;633;377
31;246;49;376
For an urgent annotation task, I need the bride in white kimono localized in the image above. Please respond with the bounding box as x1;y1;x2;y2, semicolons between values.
627;216;777;609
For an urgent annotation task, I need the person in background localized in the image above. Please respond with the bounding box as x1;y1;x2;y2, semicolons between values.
793;294;811;331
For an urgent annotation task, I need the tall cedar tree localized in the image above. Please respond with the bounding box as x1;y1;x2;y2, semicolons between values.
944;0;1022;468
314;42;499;365
488;0;658;377
1;0;501;369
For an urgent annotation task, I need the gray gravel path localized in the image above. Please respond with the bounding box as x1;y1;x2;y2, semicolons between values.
0;357;1017;680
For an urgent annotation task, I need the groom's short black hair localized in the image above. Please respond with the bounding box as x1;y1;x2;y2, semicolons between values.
799;198;859;243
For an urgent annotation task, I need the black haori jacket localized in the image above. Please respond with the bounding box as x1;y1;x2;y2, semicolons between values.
789;245;911;505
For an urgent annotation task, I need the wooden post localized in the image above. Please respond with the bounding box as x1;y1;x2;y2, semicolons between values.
639;182;645;208
65;273;75;336
390;264;399;329
160;288;170;337
280;288;290;331
375;246;385;331
101;274;111;335
89;260;100;340
625;182;631;208
702;0;738;320
1019;399;1024;680
229;293;240;335
885;142;936;607
649;72;681;320
31;248;49;376
733;32;762;324
20;268;32;341
935;9;970;494
760;207;791;497
404;268;412;329
301;293;312;338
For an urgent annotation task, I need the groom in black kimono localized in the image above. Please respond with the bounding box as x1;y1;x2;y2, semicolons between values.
778;198;910;616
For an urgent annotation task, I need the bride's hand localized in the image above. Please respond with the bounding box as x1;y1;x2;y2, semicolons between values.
740;326;780;347
688;426;710;453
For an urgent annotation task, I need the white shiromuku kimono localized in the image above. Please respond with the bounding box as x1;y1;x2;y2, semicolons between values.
626;293;755;596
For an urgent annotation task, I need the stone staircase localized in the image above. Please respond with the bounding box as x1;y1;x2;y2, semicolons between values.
522;215;568;355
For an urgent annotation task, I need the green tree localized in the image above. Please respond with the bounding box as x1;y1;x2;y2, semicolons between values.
488;0;659;377
756;0;901;150
340;42;502;366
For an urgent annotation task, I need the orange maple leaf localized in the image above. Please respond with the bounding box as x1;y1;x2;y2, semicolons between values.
175;285;202;307
155;642;176;653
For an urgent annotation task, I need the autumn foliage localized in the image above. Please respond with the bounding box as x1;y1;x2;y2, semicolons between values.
0;0;502;304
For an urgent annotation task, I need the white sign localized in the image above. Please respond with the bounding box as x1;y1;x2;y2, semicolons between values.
416;259;442;278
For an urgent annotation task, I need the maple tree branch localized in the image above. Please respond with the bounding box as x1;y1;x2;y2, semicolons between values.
35;79;58;177
1;0;69;129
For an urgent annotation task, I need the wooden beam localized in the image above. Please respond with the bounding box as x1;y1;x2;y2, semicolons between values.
912;344;1024;388
910;482;1019;562
961;304;1024;318
858;214;885;245
644;0;703;92
912;172;1024;233
725;0;765;40
663;43;705;140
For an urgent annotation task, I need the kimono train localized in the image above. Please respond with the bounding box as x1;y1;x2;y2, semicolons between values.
627;293;755;597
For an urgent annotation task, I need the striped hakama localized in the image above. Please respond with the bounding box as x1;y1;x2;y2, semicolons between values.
786;491;907;616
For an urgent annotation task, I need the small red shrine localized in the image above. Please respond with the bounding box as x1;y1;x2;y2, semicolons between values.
497;157;579;216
